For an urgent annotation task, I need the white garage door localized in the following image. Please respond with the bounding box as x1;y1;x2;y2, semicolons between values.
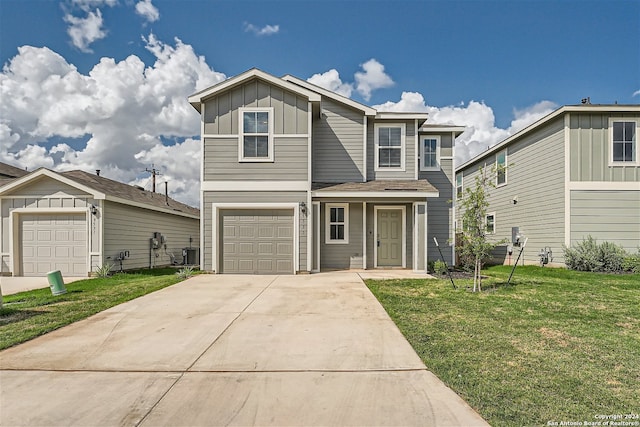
20;213;87;277
221;209;294;274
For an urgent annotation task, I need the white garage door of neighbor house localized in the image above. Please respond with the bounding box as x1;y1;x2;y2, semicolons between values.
221;209;294;274
20;213;87;277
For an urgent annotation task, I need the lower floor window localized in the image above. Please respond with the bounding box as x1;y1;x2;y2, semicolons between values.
486;213;496;234
326;203;348;244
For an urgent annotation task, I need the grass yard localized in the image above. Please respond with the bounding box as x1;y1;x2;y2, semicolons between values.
366;265;640;427
0;268;187;350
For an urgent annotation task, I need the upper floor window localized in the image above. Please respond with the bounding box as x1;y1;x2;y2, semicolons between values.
420;136;440;171
239;107;273;162
456;173;463;199
326;203;349;244
375;123;405;171
496;150;507;186
610;119;637;164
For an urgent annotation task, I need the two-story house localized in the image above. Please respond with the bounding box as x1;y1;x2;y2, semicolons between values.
455;104;640;266
189;68;463;274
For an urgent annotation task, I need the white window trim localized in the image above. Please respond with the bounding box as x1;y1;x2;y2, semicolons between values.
608;118;639;166
496;149;507;187
485;212;496;235
456;173;463;199
419;135;441;171
325;203;349;244
238;107;274;162
374;123;406;172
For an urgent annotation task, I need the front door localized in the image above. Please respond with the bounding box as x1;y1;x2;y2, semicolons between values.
376;208;403;267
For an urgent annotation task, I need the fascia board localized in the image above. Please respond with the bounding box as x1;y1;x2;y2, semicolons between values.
0;168;105;199
311;191;440;199
189;68;320;112
105;195;199;219
281;74;378;116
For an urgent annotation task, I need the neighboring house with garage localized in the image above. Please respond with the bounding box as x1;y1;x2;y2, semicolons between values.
188;68;464;274
455;104;640;266
0;168;200;277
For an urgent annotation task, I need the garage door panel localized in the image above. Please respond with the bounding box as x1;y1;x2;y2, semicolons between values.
221;209;294;274
20;213;86;277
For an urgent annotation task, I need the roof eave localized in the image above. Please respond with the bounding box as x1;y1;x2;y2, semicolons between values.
188;68;320;111
312;190;439;199
0;168;105;199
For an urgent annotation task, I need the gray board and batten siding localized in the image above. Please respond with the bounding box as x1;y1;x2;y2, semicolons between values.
569;112;640;182
457;116;566;265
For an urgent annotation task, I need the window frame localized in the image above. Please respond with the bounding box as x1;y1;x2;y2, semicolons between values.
374;123;406;171
496;150;507;187
456;173;463;199
609;118;639;166
419;135;441;171
325;203;349;244
238;107;274;162
485;212;496;235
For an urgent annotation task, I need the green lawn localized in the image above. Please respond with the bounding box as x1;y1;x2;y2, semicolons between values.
366;265;640;427
0;269;187;350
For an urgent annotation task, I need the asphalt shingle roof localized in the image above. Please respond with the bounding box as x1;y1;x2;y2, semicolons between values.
312;180;438;193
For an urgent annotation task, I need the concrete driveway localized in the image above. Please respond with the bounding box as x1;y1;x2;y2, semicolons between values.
0;272;488;426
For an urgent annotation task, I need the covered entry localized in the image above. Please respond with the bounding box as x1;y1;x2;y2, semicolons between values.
220;209;294;274
19;213;87;276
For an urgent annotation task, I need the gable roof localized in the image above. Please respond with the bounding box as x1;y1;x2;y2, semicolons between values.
0;161;28;179
456;104;640;172
0;168;199;218
188;68;321;112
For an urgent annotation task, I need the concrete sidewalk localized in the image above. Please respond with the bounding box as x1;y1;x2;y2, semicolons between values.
0;272;488;426
0;275;86;295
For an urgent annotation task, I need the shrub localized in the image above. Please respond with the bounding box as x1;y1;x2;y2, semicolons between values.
563;236;627;273
95;263;114;278
622;251;640;273
176;266;195;280
434;260;448;276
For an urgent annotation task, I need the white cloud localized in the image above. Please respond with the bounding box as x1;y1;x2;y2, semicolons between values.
64;9;107;52
135;0;160;23
354;59;394;101
0;36;225;206
307;69;353;98
243;23;280;36
374;93;556;166
633;89;640;97
69;0;117;12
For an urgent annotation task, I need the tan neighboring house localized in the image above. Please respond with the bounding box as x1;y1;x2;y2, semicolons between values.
0;166;200;277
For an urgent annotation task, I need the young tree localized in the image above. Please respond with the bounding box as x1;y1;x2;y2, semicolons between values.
458;166;505;292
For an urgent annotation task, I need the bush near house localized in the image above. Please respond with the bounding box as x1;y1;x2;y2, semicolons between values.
563;236;637;273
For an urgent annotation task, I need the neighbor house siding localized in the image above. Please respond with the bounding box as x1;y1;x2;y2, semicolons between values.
312;99;365;182
457;117;566;264
102;201;199;271
570;190;640;253
569;112;640;182
202;191;307;272
203;136;308;181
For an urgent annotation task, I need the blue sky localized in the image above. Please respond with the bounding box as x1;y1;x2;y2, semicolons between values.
1;0;639;206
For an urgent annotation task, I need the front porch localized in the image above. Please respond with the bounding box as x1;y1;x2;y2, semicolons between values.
310;180;439;273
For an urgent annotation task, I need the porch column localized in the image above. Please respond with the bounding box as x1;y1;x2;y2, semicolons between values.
362;202;367;269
